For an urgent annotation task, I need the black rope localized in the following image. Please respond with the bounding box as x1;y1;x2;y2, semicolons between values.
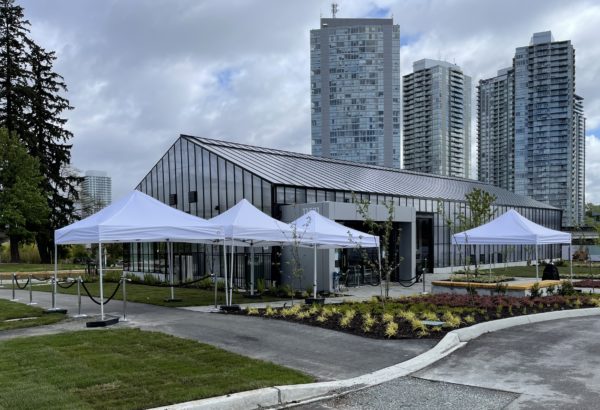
15;277;31;290
32;275;51;282
81;281;122;306
396;276;420;288
177;274;213;288
56;280;77;289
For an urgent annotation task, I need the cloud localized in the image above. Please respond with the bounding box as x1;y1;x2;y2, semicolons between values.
17;0;600;205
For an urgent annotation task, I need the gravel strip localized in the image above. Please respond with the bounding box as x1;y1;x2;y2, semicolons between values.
291;376;518;409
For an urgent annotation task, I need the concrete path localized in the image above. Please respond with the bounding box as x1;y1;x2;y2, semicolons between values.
413;316;600;409
0;287;435;381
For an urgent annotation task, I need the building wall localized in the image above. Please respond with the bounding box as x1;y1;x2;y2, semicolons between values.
403;59;471;178
130;137;564;285
513;32;584;227
478;68;515;191
310;18;400;168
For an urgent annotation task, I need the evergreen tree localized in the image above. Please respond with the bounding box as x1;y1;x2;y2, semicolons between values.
0;0;31;138
26;43;80;263
0;128;48;262
0;0;80;262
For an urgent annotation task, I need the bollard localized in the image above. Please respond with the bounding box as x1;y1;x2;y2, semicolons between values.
28;274;36;305
11;273;17;301
122;275;128;321
74;276;86;318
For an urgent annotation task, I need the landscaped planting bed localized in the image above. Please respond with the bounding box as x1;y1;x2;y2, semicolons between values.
573;280;600;288
237;292;600;340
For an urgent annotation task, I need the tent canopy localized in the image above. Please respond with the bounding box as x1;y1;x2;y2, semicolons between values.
452;209;571;245
55;190;222;244
291;210;379;249
208;199;293;245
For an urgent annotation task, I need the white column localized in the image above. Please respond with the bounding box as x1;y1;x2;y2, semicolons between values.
223;242;229;306
250;246;255;296
229;239;234;305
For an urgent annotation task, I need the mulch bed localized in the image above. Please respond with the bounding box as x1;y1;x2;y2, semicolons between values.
228;293;599;340
573;280;600;288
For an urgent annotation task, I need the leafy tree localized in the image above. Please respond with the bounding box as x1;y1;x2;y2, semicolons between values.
0;128;48;262
354;196;402;301
0;0;80;262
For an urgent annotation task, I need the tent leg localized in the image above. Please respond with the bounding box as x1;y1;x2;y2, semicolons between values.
377;246;382;299
223;243;228;306
313;245;317;299
535;245;539;281
570;244;573;281
230;239;234;306
250;246;255;296
169;242;175;300
99;242;105;321
53;243;58;309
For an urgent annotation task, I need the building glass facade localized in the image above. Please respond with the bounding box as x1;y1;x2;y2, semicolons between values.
478;68;515;191
127;136;564;285
310;18;400;168
81;170;112;217
403;59;471;178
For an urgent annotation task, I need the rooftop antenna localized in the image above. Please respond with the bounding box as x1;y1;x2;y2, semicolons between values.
331;2;338;18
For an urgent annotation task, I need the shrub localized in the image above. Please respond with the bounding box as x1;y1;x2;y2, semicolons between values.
265;305;275;316
143;273;161;286
529;282;541;298
420;311;439;322
546;284;556;296
362;313;376;332
246;307;259;315
558;280;576;296
382;312;395;323
339;310;356;328
295;310;310;320
494;282;508;295
384;321;398;338
463;315;475;324
442;311;461;328
257;278;265;294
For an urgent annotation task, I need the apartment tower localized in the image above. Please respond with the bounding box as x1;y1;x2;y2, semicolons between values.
403;59;472;178
310;17;401;167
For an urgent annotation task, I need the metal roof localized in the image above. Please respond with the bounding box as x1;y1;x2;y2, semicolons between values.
183;135;557;210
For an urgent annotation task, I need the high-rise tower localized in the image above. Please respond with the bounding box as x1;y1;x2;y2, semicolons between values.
403;59;472;178
310;17;400;167
479;31;585;227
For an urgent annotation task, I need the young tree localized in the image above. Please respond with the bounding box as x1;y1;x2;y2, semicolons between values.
0;128;48;262
0;1;80;262
354;196;402;300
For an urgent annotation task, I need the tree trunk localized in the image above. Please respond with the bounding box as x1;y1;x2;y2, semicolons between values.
35;231;52;264
9;235;20;263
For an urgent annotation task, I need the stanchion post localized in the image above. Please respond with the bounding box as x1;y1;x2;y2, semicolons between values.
51;276;56;308
77;276;82;316
11;273;17;301
28;274;36;305
422;258;427;295
122;274;128;321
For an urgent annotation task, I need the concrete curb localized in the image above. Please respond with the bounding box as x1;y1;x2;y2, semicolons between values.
151;307;600;410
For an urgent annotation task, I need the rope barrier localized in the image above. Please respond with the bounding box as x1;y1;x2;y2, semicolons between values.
15;277;31;290
56;280;77;289
81;281;122;306
396;276;420;288
32;275;52;282
177;274;213;288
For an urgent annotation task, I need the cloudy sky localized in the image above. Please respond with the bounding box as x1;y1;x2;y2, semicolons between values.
19;0;600;202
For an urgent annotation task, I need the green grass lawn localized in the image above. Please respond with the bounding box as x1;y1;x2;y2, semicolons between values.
0;299;65;331
35;281;284;307
0;263;85;273
0;328;313;409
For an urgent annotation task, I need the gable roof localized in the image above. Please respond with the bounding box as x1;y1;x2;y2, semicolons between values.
182;135;557;210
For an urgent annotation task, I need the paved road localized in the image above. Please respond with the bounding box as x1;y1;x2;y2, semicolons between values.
414;316;600;409
0;287;435;381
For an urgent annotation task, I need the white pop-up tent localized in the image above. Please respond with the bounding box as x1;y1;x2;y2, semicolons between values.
290;210;380;298
452;209;572;280
54;190;222;319
209;199;295;304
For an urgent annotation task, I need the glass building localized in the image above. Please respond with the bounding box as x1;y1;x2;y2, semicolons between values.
127;135;563;291
480;31;585;228
310;18;401;168
403;59;472;178
478;68;515;191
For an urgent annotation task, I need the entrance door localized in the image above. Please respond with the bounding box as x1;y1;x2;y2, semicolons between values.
416;215;433;273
